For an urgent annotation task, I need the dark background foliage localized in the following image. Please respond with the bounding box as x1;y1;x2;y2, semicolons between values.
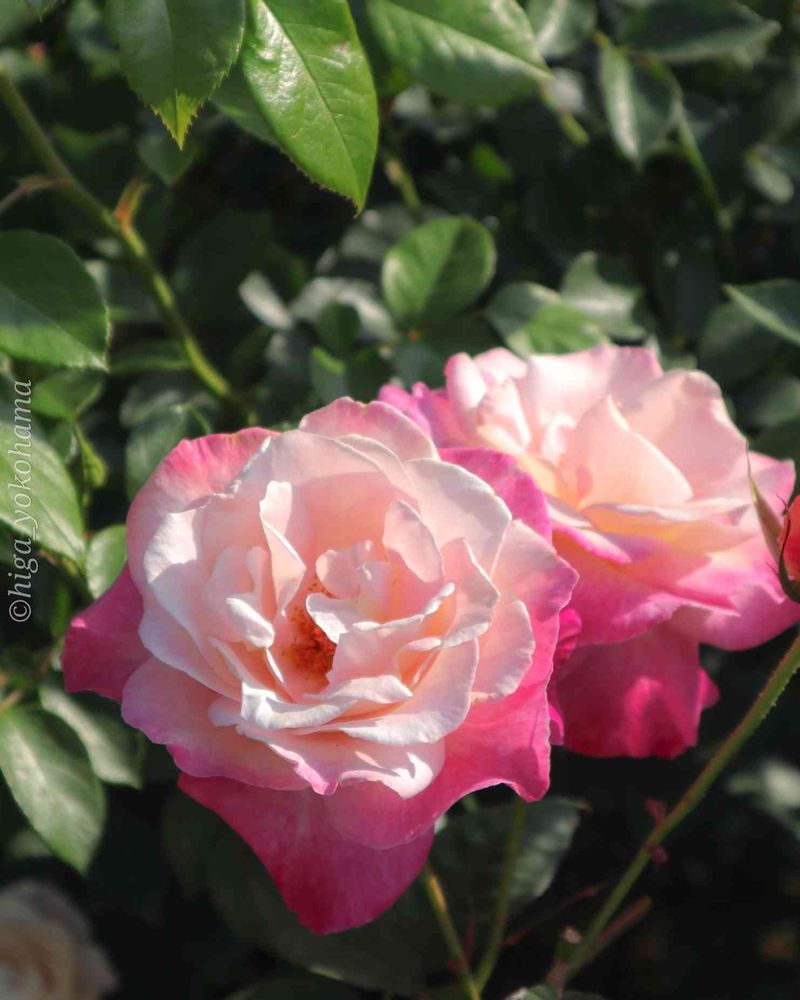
2;1;800;997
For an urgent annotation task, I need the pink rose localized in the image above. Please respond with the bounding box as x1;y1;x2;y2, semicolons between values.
63;399;575;932
380;345;800;758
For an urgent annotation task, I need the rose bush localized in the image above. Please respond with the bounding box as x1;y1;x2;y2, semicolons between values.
62;399;575;932
382;345;800;757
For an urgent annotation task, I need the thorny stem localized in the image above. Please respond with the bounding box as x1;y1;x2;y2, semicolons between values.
0;59;237;409
549;630;800;992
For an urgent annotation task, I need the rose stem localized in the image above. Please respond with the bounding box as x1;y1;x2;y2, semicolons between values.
421;862;482;1000
0;58;237;412
474;795;527;990
548;629;800;992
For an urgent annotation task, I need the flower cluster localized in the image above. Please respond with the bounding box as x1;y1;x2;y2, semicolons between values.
64;346;798;933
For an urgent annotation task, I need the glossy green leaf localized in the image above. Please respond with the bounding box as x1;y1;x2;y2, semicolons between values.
40;680;144;788
619;0;780;64
382;216;496;328
726;280;800;347
527;0;595;61
86;524;127;599
213;60;277;145
0;707;105;872
0;231;109;369
0;420;85;565
599;43;676;163
108;0;246;146
242;0;378;209
365;0;546;106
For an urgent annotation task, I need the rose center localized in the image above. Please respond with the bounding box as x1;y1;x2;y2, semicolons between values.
284;580;336;682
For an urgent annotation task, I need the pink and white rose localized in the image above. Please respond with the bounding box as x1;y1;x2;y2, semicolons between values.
63;399;576;932
381;345;800;758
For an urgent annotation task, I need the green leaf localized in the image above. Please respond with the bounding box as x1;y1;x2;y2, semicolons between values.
0;420;85;565
107;0;246;146
756;416;800;465
382;216;496;328
725;280;800;347
526;0;595;61
137;124;200;184
737;375;800;430
745;148;794;204
242;0;378;209
560;252;651;340
226;977;359;1000
486;282;605;354
86;524;127;599
40;679;144;788
698;303;778;388
433;798;583;928
30;371;104;423
365;0;546;106
619;0;780;65
163;792;229;899
213;59;278;145
309;346;349;404
75;425;108;494
125;402;210;499
0;231;109;370
1;1;36;40
598;43;676;163
0;706;105;872
317;302;360;357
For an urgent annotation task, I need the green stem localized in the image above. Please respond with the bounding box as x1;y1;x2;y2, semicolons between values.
421;863;482;1000
673;95;736;270
0;59;235;407
475;796;526;990
381;123;424;220
552;630;800;990
537;81;591;148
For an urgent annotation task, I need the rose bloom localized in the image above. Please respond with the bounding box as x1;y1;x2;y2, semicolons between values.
779;495;800;585
63;400;575;933
381;345;800;758
0;881;116;1000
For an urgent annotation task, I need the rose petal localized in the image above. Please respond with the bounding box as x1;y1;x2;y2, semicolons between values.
179;776;435;933
62;566;147;701
552;623;718;758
